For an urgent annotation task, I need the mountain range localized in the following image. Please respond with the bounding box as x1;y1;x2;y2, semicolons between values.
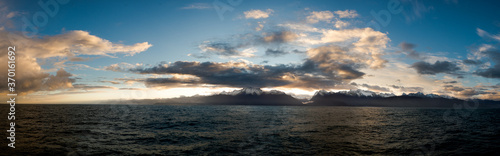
109;87;500;108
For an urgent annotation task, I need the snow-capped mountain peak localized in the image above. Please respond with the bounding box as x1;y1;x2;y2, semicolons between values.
240;87;263;95
219;87;263;96
313;89;396;98
219;87;288;96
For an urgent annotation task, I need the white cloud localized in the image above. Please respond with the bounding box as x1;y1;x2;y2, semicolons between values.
244;9;273;19
320;28;390;69
477;28;500;42
306;11;334;23
239;48;257;58
277;23;321;32
334;20;350;29
7;30;152;58
334;10;358;18
255;21;265;31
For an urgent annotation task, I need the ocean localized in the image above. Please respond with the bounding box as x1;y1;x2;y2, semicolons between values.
1;104;499;155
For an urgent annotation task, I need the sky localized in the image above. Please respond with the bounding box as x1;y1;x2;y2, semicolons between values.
1;0;500;103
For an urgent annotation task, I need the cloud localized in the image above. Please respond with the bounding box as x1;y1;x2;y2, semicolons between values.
334;20;350;29
402;0;434;22
103;62;143;72
352;83;390;92
292;49;306;54
398;42;425;60
441;85;494;99
189;30;298;58
100;80;120;84
306;11;334;23
244;9;273;19
477;28;500;42
255;21;265;31
277;23;321;33
0;2;16;29
6;30;152;58
334;10;358;18
262;31;298;43
73;84;117;91
320;28;389;69
181;3;211;9
475;64;500;78
130;61;292;88
0;29;151;94
469;44;500;78
196;42;255;58
265;49;288;57
144;76;203;88
462;59;483;65
168;27;391;89
68;57;92;62
390;85;424;93
0;60;75;94
307;45;366;80
42;69;76;91
443;80;458;84
124;53;376;90
411;61;461;75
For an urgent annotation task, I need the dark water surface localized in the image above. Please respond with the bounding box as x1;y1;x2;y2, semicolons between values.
1;104;500;155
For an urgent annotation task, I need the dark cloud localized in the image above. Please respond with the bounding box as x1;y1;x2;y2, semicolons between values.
442;85;492;98
189;30;299;58
390;85;424;93
291;49;306;54
131;61;294;88
116;43;384;90
443;81;458;84
400;42;416;51
265;49;288;57
443;85;465;92
398;42;425;60
145;77;203;88
475;64;500;78
261;31;298;44
462;59;482;65
264;48;306;57
196;42;253;58
411;61;461;75
129;55;364;90
123;44;376;90
73;84;116;90
472;47;500;78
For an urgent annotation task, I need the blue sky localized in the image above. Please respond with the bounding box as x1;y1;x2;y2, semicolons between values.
1;0;500;103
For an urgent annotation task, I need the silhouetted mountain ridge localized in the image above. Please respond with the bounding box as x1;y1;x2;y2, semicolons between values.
309;89;499;108
125;88;500;107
